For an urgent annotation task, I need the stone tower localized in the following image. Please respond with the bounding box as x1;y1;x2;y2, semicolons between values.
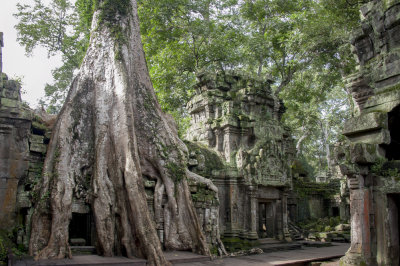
186;71;295;248
339;1;400;265
0;34;49;239
0;32;3;72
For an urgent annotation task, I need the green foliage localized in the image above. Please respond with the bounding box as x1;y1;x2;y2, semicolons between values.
298;216;341;232
15;0;91;113
294;178;340;199
166;161;186;183
14;0;363;174
95;0;131;60
0;236;7;263
0;228;28;263
371;158;400;181
184;140;225;176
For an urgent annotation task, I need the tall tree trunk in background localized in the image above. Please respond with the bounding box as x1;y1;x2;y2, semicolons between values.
322;122;331;175
296;126;308;157
28;1;210;265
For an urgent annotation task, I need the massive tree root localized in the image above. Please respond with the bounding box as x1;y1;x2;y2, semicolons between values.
28;1;211;265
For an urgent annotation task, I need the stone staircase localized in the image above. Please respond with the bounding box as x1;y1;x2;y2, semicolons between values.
288;221;305;241
257;238;303;253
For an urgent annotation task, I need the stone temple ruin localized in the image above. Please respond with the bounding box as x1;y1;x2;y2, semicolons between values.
0;33;50;247
185;71;295;248
338;1;400;265
5;1;400;264
0;30;350;258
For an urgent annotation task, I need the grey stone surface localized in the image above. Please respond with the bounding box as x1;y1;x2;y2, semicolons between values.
339;1;400;265
185;71;295;247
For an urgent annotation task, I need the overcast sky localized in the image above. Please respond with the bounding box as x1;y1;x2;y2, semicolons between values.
0;0;62;108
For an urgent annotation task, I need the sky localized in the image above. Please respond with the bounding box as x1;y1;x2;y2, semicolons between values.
0;0;62;108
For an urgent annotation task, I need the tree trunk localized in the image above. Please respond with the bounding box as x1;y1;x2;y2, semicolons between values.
28;1;211;265
295;128;308;157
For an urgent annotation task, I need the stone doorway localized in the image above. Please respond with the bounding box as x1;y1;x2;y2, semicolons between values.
332;206;339;217
387;194;400;265
384;105;400;160
69;212;92;246
258;201;275;238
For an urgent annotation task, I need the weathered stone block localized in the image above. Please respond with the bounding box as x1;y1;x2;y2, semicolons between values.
29;134;44;144
353;35;374;64
29;143;47;154
1;88;20;100
144;180;155;188
17;191;31;208
364;89;400;112
383;0;400;10
1;98;20;108
385;4;400;29
343;112;387;136
350;143;385;164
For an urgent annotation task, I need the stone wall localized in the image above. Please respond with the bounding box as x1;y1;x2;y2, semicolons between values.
0;32;3;77
186;71;294;187
339;1;400;265
0;34;51;249
186;71;295;249
0;71;50;234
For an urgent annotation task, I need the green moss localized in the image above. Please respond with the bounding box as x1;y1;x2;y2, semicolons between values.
184;140;225;176
31;121;47;135
293;179;339;199
209;245;218;255
166;161;186;183
0;229;27;263
222;237;256;252
95;0;131;60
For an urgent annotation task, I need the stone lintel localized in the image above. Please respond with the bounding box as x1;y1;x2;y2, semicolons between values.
72;199;90;214
364;89;400;112
346;128;390;145
343;112;387;137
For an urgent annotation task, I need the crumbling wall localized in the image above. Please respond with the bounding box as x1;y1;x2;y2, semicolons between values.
0;34;51;250
186;71;295;249
339;1;400;265
186;71;294;187
0;72;50;233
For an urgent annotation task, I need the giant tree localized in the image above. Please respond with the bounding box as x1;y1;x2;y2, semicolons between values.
28;0;213;264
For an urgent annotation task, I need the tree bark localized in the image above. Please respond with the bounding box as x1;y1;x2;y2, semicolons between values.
29;1;211;265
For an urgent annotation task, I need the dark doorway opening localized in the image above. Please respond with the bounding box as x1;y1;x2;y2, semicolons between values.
258;202;275;238
384;105;400;160
387;194;400;265
332;207;340;217
69;213;92;246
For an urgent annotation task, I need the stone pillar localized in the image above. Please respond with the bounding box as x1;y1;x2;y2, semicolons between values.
0;32;3;87
247;185;258;240
0;32;3;74
223;177;240;238
223;126;239;163
282;192;291;241
276;199;284;240
340;174;372;265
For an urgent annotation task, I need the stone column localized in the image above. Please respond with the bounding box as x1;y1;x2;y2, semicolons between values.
223;177;240;238
0;32;3;74
276;199;284;240
0;32;3;87
247;185;258;240
340;174;372;265
223;126;239;163
282;192;291;241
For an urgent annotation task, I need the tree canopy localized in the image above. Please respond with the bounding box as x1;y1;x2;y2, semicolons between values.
14;0;362;177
